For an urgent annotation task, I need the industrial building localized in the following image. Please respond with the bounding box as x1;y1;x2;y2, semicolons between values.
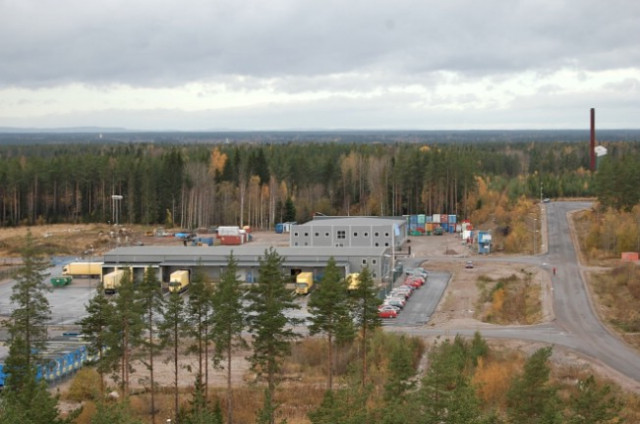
102;245;392;284
289;216;406;249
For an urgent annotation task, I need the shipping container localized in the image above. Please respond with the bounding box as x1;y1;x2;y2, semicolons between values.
417;214;426;224
409;215;418;224
441;214;449;223
449;214;457;223
220;235;242;245
433;214;441;223
426;215;433;223
275;223;284;234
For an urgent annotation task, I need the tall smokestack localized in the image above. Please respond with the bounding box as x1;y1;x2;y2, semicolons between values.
590;108;596;171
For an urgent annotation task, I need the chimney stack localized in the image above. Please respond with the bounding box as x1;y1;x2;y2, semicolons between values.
590;108;596;171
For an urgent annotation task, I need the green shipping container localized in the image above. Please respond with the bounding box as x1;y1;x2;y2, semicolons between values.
51;276;72;287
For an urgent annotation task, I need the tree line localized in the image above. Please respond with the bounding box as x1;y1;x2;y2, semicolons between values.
0;139;602;230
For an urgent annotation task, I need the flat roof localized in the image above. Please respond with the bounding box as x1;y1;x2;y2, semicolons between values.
295;216;406;228
103;245;389;265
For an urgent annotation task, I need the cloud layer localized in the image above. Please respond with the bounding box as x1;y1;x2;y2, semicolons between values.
1;0;639;130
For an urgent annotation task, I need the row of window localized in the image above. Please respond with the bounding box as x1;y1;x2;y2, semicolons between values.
294;231;390;239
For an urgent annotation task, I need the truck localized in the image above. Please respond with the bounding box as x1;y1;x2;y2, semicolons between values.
62;261;103;278
347;273;360;291
295;272;314;295
103;269;125;295
169;270;190;293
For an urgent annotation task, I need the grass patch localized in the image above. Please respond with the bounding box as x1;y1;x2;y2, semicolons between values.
475;271;541;324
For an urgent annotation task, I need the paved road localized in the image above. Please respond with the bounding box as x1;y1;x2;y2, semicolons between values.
397;201;640;389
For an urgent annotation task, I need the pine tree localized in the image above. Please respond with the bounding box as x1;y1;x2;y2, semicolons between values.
211;253;247;424
383;335;416;401
158;289;187;424
137;267;165;424
79;288;116;395
350;266;381;387
507;346;561;424
567;375;622;424
308;256;354;390
186;263;213;399
108;268;143;397
89;400;143;424
246;247;300;424
3;230;51;391
1;231;74;423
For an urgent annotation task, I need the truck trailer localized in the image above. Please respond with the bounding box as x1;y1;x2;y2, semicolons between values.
103;269;126;294
347;273;360;291
169;270;190;293
295;272;314;295
62;261;103;278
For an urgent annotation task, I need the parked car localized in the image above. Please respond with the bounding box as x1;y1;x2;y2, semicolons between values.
405;268;428;278
378;308;398;318
391;287;413;299
465;260;474;269
404;276;425;287
384;297;406;309
379;304;401;313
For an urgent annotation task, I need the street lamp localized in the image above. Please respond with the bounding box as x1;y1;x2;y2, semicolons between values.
111;195;123;225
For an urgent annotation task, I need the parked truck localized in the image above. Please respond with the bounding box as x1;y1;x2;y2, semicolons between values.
295;272;314;295
62;261;103;278
169;270;190;293
103;269;125;295
347;273;360;291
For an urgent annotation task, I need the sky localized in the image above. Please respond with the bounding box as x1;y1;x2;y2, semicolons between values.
0;0;639;131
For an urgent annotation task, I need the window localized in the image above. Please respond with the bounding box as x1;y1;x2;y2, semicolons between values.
375;242;379;247
385;242;389;247
385;232;389;237
294;242;298;246
353;232;358;237
372;259;377;265
315;232;319;237
304;232;309;237
337;230;346;239
374;232;379;237
325;232;329;237
294;232;299;237
362;259;367;265
364;232;369;237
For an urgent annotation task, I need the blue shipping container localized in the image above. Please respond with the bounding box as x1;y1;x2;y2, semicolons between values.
275;223;284;234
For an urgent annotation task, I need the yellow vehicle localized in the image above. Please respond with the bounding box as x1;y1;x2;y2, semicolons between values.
103;270;125;295
62;261;103;277
169;270;190;293
295;272;314;295
347;273;360;291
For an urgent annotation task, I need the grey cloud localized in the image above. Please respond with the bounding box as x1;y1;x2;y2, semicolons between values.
1;0;639;88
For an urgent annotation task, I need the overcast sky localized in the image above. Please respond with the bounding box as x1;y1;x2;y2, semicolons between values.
1;0;638;130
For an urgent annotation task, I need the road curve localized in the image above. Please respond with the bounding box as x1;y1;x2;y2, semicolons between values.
398;201;640;389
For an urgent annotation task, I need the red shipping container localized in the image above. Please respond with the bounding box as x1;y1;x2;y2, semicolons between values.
220;235;242;245
621;252;639;262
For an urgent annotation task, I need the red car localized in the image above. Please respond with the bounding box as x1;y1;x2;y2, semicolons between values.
404;276;424;288
378;308;398;318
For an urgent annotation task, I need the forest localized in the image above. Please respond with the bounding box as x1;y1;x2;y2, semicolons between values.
4;131;637;232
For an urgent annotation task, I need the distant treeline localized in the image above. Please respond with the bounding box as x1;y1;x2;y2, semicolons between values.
0;136;638;229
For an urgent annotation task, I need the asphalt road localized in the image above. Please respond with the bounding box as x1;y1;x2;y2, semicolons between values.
397;201;640;389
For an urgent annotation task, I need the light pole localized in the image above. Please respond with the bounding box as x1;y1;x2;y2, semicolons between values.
112;195;123;225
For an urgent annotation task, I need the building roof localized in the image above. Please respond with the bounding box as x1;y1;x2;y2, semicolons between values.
295;216;406;228
103;245;389;265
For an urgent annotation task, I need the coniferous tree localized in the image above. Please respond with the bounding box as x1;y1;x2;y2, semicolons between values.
383;335;416;401
211;253;247;424
246;247;300;424
186;263;213;403
3;231;51;392
308;256;354;390
108;268;143;397
79;288;116;395
1;231;76;423
89;400;143;424
158;289;187;424
567;375;622;424
350;266;381;387
507;346;561;424
137;267;165;424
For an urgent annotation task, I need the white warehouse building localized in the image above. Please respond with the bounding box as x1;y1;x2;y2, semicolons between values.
289;216;407;249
